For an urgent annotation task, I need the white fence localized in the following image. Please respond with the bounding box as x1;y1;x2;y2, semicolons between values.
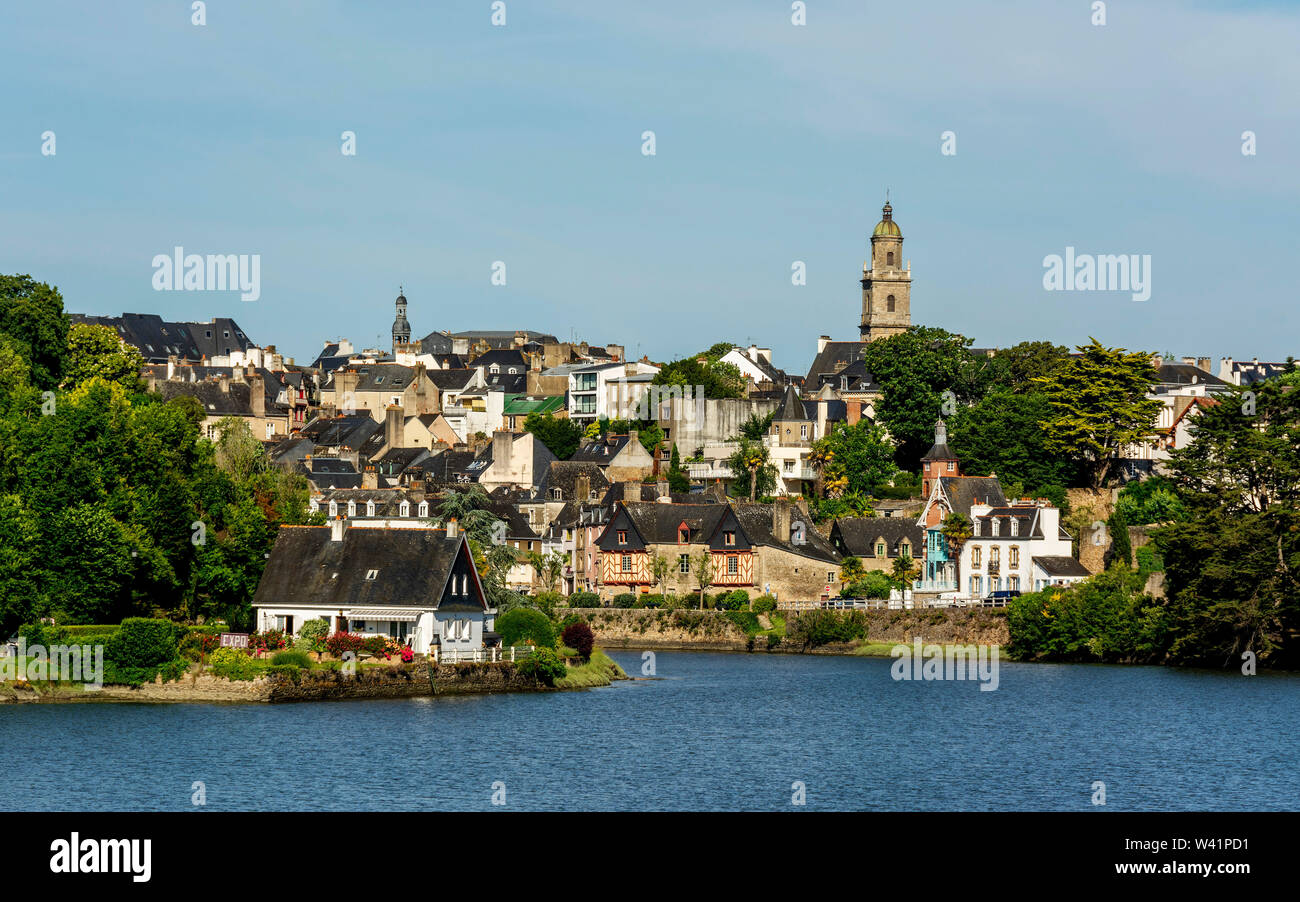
778;597;1013;612
431;646;535;664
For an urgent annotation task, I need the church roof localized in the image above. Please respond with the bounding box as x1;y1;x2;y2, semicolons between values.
773;385;808;421
872;201;901;238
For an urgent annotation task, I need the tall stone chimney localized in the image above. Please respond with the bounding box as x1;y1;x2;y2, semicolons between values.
773;497;792;544
623;481;641;503
385;405;403;449
575;473;591;503
817;335;831;354
330;516;344;542
446;517;459;539
248;370;265;420
492;430;513;477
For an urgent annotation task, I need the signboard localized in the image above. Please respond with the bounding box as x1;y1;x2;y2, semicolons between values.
219;632;250;649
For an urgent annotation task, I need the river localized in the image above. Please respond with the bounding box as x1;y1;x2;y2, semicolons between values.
1;651;1295;810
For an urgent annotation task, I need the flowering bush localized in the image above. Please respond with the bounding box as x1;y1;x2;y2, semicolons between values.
250;629;288;653
325;631;364;657
400;646;415;663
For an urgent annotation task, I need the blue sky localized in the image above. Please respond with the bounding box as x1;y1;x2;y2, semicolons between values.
2;0;1296;374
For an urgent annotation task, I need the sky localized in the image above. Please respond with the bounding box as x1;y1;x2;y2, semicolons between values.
2;0;1297;376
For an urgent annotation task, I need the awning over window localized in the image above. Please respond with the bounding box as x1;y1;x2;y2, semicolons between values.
347;608;421;622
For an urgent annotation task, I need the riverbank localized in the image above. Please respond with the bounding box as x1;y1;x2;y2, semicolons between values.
573;607;1008;655
0;649;628;704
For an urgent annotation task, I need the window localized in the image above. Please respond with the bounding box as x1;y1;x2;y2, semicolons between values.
679;554;690;574
1009;546;1020;568
972;546;982;567
366;500;376;517
365;569;378;580
354;620;366;632
309;500;319;513
418;501;429;518
399;501;410;517
887;295;896;312
617;530;627;545
900;542;910;558
876;543;886;557
972;520;980;537
946;461;954;472
265;422;274;439
621;554;632;573
989;547;1000;567
886;252;894;266
723;531;735;546
1010;518;1019;536
328;501;338;518
828;571;835;583
679;527;690;543
970;575;982;597
727;555;738;574
800;424;808;439
551;488;563;500
347;501;356;518
991;519;1000;537
1009;575;1020;591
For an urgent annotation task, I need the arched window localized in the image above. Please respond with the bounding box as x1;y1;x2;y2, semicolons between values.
887;295;896;312
328;500;337;518
886;251;894;266
991;518;1000;537
366;500;375;517
347;500;356;518
418;501;429;518
399;501;410;517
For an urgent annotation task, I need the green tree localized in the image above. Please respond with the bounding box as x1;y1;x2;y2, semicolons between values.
523;412;583;460
949;389;1078;490
814;420;897;499
63;322;144;392
1034;339;1163;488
692;550;713;609
0;274;67;390
728;439;775;501
857;326;989;469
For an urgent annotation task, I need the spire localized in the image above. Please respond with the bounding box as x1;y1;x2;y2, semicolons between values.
921;418;956;462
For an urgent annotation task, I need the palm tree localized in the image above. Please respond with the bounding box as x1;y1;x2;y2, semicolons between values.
807;440;833;498
940;513;973;593
891;554;922;589
742;446;766;502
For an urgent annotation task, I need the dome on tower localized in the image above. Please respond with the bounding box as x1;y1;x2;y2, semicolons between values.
872;200;901;238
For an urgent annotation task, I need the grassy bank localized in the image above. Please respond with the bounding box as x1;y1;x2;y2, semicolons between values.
555;649;628;689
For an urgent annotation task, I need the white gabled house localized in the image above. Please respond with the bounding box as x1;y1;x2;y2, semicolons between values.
252;518;498;656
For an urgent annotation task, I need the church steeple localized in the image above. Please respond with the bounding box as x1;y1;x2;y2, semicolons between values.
920;418;959;498
860;197;911;342
392;286;411;353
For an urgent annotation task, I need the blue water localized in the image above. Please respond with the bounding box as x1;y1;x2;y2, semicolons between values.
1;651;1296;811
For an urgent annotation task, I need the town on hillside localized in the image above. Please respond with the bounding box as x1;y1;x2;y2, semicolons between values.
4;202;1296;667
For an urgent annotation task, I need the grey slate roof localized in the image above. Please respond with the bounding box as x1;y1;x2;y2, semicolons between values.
939;477;1007;515
253;526;482;611
1033;555;1091;577
831;518;925;559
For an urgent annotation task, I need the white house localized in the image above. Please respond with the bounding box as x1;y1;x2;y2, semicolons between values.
251;519;496;657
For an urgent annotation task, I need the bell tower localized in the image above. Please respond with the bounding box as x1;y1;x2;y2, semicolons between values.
392;287;411;354
859;199;912;341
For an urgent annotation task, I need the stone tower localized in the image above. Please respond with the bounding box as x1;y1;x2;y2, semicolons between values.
392;287;411;354
859;200;912;341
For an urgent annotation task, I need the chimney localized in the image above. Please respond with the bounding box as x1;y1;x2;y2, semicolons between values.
624;481;641;503
330;516;344;542
627;428;639;451
817;335;831;354
847;399;862;426
218;373;230;394
492;429;513;474
1197;357;1211;373
362;465;378;490
166;355;177;380
575;473;591;502
386;404;403;449
773;498;792;543
446;517;459;539
248;370;265;420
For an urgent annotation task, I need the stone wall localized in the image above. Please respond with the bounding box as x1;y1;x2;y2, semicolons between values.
1065;487;1118;574
574;606;1008;652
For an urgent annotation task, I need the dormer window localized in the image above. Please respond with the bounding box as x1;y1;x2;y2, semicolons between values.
679;527;690;543
347;501;356;518
617;530;627;545
418;501;429;518
991;519;1000;537
724;531;736;546
309;500;319;513
399;501;410;517
1010;518;1019;537
328;501;338;518
551;488;563;500
366;500;376;517
972;520;980;537
365;569;379;580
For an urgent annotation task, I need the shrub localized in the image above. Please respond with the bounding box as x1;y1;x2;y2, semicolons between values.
249;629;288;653
17;622;63;648
361;635;389;658
518;646;567;686
557;612;587;632
325;631;364;657
208;647;261;680
297;618;330;653
766;633;782;650
270;649;312;669
725;611;761;634
106;618;179;669
561;622;595;661
263;664;302;681
533;591;564;618
498;608;556;649
718;590;750;611
637;593;664;609
612;593;638;609
179;630;220;661
845;571;894;599
786;610;870;648
752;595;777;614
568;591;600;608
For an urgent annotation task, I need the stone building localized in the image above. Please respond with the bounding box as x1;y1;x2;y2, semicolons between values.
859;199;912;341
